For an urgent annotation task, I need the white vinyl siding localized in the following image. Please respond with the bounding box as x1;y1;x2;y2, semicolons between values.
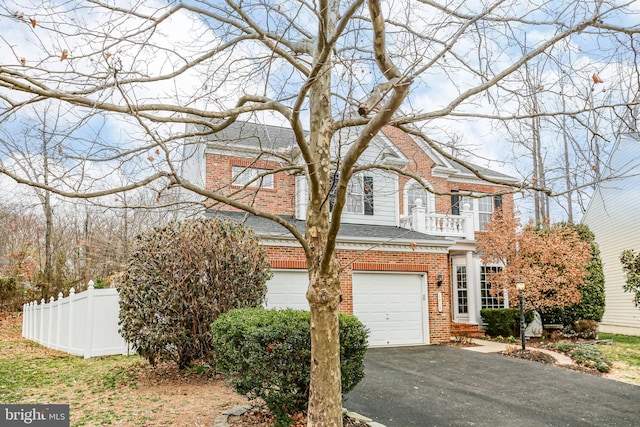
583;134;640;335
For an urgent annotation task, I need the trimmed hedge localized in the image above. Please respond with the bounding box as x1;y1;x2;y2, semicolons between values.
480;308;534;337
211;308;368;426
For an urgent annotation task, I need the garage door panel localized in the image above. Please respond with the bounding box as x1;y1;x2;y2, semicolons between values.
353;272;427;347
265;270;309;310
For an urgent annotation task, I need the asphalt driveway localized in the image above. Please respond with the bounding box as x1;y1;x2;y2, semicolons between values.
344;346;640;427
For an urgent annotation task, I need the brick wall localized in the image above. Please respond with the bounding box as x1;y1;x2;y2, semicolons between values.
381;125;514;219
205;154;296;215
265;244;452;344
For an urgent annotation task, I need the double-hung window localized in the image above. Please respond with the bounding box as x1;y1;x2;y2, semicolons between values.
480;266;503;309
330;174;374;215
451;193;502;230
231;166;274;189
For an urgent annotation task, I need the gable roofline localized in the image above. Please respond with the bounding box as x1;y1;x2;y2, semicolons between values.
410;135;520;184
202;120;301;157
202;119;412;167
200;119;518;185
378;122;520;185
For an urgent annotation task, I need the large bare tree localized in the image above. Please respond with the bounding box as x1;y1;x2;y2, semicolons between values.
1;0;639;424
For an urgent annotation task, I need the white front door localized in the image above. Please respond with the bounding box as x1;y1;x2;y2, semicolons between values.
352;272;428;347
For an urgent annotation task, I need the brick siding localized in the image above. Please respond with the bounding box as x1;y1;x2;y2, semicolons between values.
266;245;452;344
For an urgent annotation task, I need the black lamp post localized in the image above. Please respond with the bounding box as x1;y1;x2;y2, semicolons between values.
516;278;526;351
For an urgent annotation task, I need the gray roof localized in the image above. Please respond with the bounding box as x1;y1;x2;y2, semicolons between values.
205;210;452;245
449;159;517;181
205;121;516;181
203;120;302;152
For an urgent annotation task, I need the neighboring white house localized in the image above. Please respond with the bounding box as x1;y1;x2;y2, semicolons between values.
583;132;640;336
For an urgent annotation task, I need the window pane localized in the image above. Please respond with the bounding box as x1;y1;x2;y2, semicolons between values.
480;266;502;309
456;266;468;314
408;184;428;211
475;195;495;229
231;166;273;189
345;176;364;214
478;196;493;213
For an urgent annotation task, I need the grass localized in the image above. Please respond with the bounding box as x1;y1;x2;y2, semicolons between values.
597;333;640;368
0;314;245;426
0;336;148;425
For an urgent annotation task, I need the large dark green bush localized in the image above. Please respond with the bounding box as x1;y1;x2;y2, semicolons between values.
480;308;534;337
211;308;368;426
118;218;271;368
620;249;640;307
541;223;605;327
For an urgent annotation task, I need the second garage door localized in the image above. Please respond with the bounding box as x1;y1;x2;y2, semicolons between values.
352;272;428;347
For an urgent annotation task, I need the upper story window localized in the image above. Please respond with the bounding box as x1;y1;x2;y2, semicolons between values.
451;192;502;230
331;174;374;216
407;184;428;212
471;196;495;229
231;166;274;189
405;181;435;213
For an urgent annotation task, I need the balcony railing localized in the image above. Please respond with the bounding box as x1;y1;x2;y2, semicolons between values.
401;200;475;239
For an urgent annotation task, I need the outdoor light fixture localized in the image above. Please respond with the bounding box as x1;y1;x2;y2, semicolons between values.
437;274;444;286
516;278;526;351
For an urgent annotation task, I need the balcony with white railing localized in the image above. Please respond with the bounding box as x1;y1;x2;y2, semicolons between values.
400;199;475;240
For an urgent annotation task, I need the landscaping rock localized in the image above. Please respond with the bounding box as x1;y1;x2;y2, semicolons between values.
222;405;251;416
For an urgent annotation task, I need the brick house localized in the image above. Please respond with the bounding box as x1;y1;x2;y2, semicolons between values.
181;121;518;345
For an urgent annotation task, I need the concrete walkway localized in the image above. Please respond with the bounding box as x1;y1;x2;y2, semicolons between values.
461;338;574;365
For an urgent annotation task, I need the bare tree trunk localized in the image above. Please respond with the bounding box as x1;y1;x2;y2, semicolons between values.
305;1;343;423
40;126;53;298
562;124;573;222
307;258;342;426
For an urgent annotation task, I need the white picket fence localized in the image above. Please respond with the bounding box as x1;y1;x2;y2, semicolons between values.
21;281;130;358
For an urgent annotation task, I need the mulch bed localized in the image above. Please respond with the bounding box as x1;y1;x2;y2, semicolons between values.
498;347;604;377
499;348;557;365
228;407;369;426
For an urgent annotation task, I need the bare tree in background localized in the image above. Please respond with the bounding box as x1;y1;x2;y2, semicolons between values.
1;1;640;424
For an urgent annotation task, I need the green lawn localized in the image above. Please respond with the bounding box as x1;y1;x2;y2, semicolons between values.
0;314;244;426
0;338;151;425
597;333;640;369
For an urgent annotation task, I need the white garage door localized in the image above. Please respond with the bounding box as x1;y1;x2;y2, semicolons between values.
265;270;309;310
353;272;427;347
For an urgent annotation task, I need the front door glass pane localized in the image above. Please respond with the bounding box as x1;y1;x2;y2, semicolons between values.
456;266;468;314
